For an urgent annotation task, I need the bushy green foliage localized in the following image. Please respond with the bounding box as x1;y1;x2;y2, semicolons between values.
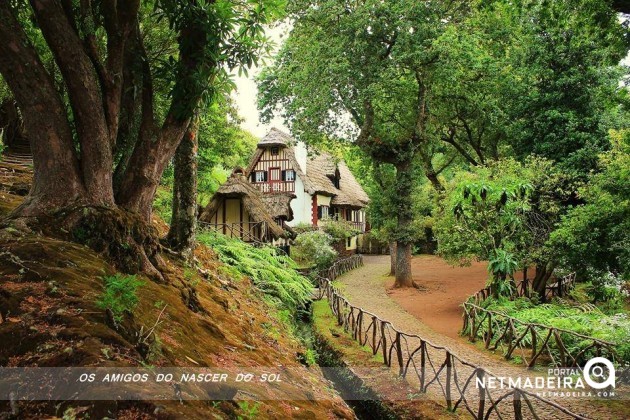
197;232;313;311
549;133;630;282
320;218;359;241
435;159;539;294
97;274;144;321
482;297;630;364
291;231;337;271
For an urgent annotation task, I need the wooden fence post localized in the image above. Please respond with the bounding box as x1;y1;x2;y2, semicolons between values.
372;316;378;355
420;340;426;391
470;307;476;342
476;369;485;419
445;351;453;411
513;389;523;420
381;321;388;366
530;326;537;361
396;332;404;376
485;312;493;349
337;296;343;326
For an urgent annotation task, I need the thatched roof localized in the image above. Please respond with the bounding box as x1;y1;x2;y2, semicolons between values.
261;193;294;219
305;152;370;208
199;173;287;238
257;127;294;147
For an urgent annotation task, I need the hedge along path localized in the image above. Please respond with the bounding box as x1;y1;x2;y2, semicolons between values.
318;255;625;420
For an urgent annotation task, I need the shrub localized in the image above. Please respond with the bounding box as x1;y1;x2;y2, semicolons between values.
291;230;337;270
197;231;313;311
320;218;359;241
483;297;630;364
97;274;144;321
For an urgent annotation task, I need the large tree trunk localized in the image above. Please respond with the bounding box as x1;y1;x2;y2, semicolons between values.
167;120;199;256
395;242;414;287
30;0;115;206
116;13;215;220
389;241;397;276
532;262;556;302
0;1;214;280
0;3;85;214
393;159;416;288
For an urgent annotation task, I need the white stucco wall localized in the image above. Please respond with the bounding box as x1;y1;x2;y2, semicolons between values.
294;141;308;174
287;174;312;226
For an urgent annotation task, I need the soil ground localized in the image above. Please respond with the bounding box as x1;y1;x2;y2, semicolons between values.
386;255;523;339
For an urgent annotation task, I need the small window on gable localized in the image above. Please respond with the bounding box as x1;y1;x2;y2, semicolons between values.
270;146;279;156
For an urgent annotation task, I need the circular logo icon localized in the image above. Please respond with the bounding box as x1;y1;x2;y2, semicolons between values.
583;357;615;389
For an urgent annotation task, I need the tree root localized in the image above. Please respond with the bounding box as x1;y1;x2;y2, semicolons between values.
2;206;166;282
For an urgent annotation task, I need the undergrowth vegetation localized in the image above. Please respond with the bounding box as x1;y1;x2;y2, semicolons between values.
96;273;144;322
481;295;630;364
197;231;313;312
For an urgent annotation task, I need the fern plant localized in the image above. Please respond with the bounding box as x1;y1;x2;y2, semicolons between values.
97;273;144;321
198;232;313;311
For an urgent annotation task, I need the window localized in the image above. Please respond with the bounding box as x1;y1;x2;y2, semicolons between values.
270;146;279;156
346;237;352;248
254;171;266;183
317;205;329;220
282;169;295;182
270;168;281;181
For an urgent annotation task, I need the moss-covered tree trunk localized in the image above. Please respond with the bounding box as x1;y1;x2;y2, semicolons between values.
393;159;416;288
167;120;199;256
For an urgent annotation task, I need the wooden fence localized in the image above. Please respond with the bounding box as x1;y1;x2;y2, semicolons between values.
461;302;617;368
315;264;587;420
469;273;576;306
319;254;364;281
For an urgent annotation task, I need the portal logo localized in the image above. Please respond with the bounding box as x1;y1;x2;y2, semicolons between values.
583;357;615;389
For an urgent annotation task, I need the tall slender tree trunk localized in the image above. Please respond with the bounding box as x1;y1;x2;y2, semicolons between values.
389;241;397;276
167;120;198;256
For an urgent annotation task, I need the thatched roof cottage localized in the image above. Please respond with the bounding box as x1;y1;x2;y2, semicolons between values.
200;128;369;251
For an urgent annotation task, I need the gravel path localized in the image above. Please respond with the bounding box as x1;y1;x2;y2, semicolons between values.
333;255;625;420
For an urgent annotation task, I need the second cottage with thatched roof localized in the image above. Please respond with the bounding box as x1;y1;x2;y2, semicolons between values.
200;128;370;252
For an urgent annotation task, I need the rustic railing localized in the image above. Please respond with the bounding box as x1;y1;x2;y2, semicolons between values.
461;302;617;368
318;254;363;283
316;275;587;419
469;273;576;306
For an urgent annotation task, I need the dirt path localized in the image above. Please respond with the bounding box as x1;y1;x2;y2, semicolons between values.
387;255;490;339
333;255;625;419
334;256;507;371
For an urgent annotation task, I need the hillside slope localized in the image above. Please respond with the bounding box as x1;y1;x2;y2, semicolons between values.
0;161;353;419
